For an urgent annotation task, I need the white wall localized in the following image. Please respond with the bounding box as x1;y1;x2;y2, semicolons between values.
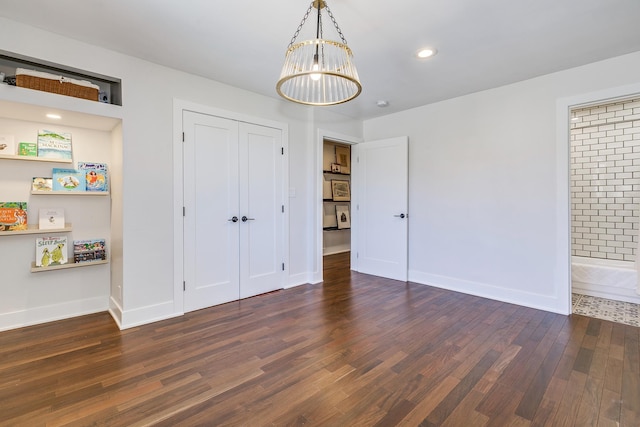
0;17;360;329
363;51;640;314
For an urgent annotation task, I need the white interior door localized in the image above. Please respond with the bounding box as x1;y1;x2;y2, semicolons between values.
183;111;240;312
355;136;409;281
239;123;284;298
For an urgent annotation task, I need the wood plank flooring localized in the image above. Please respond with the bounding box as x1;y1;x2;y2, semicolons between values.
1;251;639;426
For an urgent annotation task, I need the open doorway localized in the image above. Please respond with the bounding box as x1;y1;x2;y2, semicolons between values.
322;139;352;257
315;130;360;284
568;96;640;326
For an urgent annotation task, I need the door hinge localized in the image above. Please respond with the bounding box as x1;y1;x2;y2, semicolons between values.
357;252;359;259
182;132;185;142
281;205;284;213
183;281;186;291
183;206;186;216
281;147;284;155
282;263;285;271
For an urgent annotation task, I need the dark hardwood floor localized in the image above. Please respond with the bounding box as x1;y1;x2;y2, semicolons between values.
1;251;639;426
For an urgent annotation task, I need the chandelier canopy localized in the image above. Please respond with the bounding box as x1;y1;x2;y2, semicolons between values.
276;0;362;106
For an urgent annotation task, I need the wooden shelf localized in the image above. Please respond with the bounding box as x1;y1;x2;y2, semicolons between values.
30;259;108;273
323;170;351;176
323;227;350;231
0;153;72;163
0;223;72;236
31;190;109;196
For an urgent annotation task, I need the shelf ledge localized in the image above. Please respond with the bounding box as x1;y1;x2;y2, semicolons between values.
31;190;109;196
31;259;109;273
0;153;73;163
0;223;72;236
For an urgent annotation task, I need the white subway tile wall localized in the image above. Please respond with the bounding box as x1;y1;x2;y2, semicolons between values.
570;98;640;261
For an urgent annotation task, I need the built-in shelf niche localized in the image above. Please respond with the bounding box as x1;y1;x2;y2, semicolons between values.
0;49;122;106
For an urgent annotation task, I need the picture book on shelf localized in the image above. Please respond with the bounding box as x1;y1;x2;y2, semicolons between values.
35;236;68;267
77;162;108;192
0;134;15;155
52;168;86;192
0;202;28;231
73;239;106;263
38;208;65;230
32;177;53;192
37;130;72;160
18;142;37;157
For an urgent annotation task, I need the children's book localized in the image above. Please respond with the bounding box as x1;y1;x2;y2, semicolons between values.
73;239;106;263
0;134;15;155
77;162;108;192
35;236;68;267
39;208;65;230
32;177;53;192
0;202;28;231
52;168;86;192
18;142;37;157
37;130;72;160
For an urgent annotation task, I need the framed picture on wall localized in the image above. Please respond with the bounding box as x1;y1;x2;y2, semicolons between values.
336;205;351;229
331;180;350;201
335;145;351;174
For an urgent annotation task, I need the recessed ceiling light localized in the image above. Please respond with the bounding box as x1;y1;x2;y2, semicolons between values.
46;113;62;119
376;100;389;107
416;48;437;59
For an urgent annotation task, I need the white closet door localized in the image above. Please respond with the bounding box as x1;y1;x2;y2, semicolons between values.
183;111;240;312
355;136;409;281
239;122;284;298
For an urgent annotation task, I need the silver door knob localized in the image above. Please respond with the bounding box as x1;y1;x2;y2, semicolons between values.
241;216;255;222
228;216;239;223
393;213;406;219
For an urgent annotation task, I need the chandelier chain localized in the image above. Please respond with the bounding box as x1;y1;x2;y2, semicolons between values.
324;4;348;45
287;3;314;49
287;1;348;49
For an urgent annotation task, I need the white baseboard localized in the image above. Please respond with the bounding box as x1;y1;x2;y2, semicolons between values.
323;246;350;256
573;281;640;304
119;300;182;330
0;296;108;332
286;272;311;289
108;296;123;329
409;270;569;315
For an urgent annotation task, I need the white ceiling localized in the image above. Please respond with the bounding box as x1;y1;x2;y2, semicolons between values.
1;0;640;120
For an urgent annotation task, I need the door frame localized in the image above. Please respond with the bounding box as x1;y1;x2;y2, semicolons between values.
555;83;640;315
314;129;361;284
173;99;289;315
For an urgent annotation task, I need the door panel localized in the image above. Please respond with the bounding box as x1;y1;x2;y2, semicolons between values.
183;113;284;312
356;136;408;281
183;112;240;312
239;123;284;298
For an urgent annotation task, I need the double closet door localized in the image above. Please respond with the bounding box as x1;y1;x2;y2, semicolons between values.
183;111;285;312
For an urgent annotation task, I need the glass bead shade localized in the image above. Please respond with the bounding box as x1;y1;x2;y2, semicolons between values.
276;39;362;106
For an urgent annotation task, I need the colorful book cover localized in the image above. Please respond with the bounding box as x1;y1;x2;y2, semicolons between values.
73;238;106;263
32;177;53;192
77;162;108;192
38;208;65;230
18;142;37;157
0;202;28;231
0;134;15;155
52;168;86;191
35;236;68;267
37;130;72;160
